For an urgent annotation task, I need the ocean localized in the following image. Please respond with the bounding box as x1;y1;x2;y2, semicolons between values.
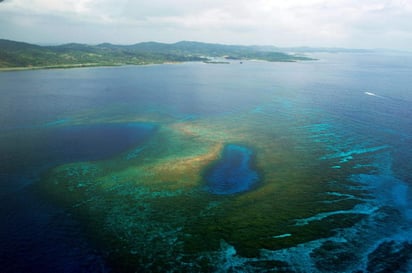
1;53;411;272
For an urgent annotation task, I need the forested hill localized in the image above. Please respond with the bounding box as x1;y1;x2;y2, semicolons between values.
0;39;313;69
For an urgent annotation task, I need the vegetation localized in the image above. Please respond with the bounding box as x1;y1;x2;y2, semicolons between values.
0;39;313;70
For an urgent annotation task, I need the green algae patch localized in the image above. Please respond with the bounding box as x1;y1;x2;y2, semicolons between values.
38;112;371;271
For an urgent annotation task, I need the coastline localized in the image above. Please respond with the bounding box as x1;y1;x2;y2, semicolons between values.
0;63;126;72
0;58;311;72
0;39;315;73
0;61;192;72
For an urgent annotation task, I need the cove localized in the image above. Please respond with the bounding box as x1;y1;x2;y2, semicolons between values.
205;144;259;195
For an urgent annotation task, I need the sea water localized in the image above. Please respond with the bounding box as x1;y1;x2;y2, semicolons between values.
0;122;155;272
205;144;259;195
0;53;411;272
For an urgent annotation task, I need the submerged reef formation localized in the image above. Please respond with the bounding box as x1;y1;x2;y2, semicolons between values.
38;110;400;272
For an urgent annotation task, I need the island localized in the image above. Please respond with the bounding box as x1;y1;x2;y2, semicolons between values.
0;39;314;71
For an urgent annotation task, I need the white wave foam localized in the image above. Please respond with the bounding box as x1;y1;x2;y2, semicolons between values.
364;91;384;98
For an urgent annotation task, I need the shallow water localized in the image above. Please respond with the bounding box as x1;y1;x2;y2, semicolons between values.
1;54;412;272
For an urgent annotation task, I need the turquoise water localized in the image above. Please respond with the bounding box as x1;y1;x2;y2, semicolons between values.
1;54;412;272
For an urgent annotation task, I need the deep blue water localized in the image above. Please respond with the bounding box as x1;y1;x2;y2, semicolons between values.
1;53;412;272
0;122;155;195
205;144;259;194
0;122;154;272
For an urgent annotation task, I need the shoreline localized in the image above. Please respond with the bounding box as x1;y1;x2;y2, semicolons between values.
0;61;192;72
0;63;130;72
0;58;316;72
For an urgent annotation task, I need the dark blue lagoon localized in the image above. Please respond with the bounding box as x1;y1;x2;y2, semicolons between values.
1;54;412;272
1;122;155;192
0;122;155;273
205;144;259;194
41;122;155;162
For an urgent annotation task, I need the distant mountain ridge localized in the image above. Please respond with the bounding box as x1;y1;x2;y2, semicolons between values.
0;39;313;70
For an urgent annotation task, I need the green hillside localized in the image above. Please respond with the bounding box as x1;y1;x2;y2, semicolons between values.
0;39;313;70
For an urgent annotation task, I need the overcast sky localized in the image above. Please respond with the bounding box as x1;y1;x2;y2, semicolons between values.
1;0;412;50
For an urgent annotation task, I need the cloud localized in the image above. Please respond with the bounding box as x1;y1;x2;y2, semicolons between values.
1;0;412;49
